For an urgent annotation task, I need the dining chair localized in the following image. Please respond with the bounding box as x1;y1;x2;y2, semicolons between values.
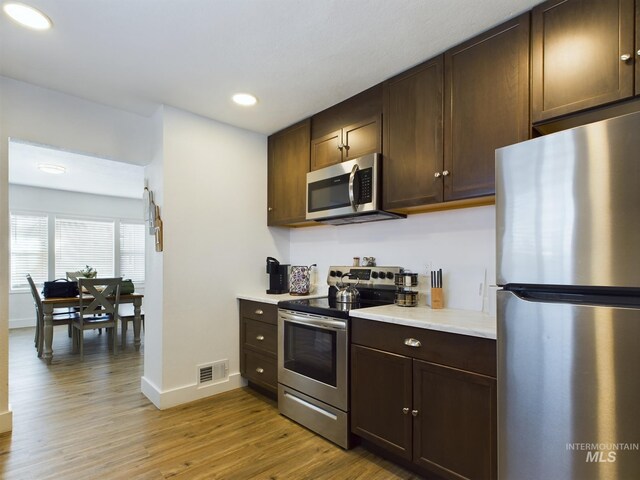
67;270;106;332
26;274;78;357
118;304;145;348
65;271;83;281
72;277;122;360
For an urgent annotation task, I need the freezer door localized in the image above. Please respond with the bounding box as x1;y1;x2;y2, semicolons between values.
496;111;640;288
498;290;640;480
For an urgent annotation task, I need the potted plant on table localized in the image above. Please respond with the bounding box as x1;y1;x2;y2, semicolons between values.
79;265;97;278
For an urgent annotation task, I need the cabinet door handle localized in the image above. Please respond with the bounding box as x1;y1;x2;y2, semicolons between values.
268;207;273;212
434;172;442;178
337;143;344;150
404;338;422;348
255;367;264;374
402;407;409;415
637;49;640;57
442;170;450;177
256;335;265;341
621;53;632;62
255;309;263;315
412;409;419;417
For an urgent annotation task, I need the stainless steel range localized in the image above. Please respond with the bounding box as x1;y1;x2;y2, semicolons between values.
277;265;402;448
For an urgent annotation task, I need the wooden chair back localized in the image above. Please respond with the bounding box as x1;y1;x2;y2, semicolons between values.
26;274;43;311
28;273;77;357
78;277;122;320
66;271;83;282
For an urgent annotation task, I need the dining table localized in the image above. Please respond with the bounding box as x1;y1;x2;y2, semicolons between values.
41;293;144;364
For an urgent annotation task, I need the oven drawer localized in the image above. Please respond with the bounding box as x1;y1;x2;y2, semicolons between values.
240;300;277;325
243;349;277;391
351;318;496;377
243;318;277;355
278;384;350;449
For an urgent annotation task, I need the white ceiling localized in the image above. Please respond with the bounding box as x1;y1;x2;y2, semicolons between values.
3;0;544;197
0;0;544;136
9;140;144;198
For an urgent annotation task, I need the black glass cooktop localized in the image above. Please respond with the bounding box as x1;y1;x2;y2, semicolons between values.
278;286;395;320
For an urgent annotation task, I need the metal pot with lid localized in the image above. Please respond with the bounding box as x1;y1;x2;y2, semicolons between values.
335;273;360;304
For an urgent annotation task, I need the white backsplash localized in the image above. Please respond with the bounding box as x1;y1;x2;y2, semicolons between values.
290;205;496;314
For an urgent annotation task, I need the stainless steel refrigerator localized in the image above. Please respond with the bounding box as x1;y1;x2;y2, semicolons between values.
496;112;640;480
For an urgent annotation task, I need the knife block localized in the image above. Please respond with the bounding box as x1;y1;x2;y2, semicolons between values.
431;287;444;309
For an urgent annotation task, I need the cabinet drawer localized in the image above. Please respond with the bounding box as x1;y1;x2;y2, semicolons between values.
240;300;277;325
351;318;496;377
243;318;277;355
243;350;277;392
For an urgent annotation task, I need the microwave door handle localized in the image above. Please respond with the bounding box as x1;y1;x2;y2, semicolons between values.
348;164;359;211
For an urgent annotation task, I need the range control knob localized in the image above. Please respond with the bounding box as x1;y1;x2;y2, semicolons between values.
329;270;336;277
371;271;379;279
386;272;395;280
378;271;386;280
336;270;343;278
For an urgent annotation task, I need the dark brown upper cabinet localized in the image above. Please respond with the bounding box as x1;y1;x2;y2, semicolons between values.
532;0;635;123
267;119;310;226
636;0;640;94
444;13;530;202
310;85;382;171
383;56;444;210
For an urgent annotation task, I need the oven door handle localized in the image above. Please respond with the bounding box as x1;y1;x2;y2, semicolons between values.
280;312;347;331
348;163;359;212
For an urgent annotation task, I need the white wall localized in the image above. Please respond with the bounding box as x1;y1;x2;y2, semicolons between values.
0;76;154;433
0;77;152;165
141;107;165;402
8;184;144;329
141;106;290;408
0;75;497;425
290;205;496;313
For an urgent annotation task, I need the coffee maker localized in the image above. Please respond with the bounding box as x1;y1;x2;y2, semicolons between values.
266;257;290;294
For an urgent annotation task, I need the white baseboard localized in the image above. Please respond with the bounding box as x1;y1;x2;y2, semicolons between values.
0;409;13;433
9;317;36;329
141;372;245;410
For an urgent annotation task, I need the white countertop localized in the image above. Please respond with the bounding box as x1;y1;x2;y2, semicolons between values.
350;304;496;340
237;290;496;339
237;289;327;305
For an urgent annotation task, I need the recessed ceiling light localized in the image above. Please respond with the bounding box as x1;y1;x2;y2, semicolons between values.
232;93;258;106
3;2;52;30
38;164;65;174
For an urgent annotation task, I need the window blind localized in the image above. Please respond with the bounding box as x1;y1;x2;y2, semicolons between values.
10;213;48;289
120;222;145;282
55;218;114;279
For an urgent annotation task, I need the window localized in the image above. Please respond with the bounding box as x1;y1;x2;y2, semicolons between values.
120;222;145;282
10;213;48;289
10;213;145;290
55;218;115;279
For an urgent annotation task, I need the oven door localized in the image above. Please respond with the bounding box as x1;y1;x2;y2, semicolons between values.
278;309;348;411
306;154;378;221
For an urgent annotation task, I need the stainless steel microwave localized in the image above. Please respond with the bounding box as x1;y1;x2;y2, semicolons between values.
305;153;405;225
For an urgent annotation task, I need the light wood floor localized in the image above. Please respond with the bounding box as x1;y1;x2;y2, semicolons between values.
0;326;422;480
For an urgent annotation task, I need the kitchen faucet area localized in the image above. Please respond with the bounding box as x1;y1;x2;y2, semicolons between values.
1;0;639;478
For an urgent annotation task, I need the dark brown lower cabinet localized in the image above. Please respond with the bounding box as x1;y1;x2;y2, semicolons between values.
351;321;496;480
351;345;413;459
413;360;496;480
239;300;278;397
